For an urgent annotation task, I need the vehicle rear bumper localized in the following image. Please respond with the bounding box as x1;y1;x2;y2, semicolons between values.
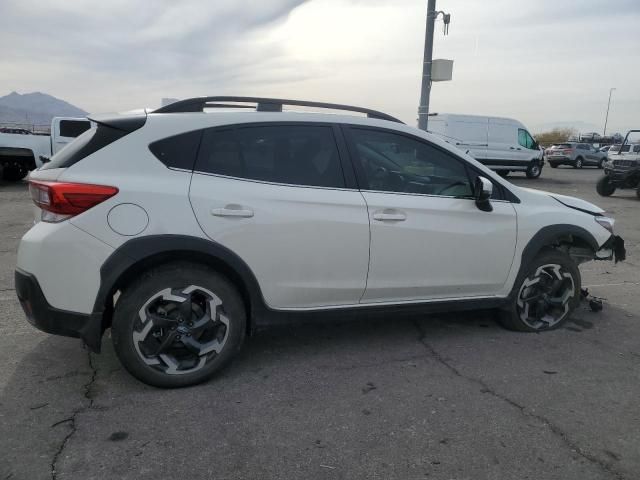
15;269;102;352
15;269;104;351
547;156;572;164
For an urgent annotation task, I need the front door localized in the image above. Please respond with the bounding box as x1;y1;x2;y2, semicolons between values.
344;126;517;303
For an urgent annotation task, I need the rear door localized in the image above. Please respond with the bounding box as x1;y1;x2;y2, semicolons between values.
189;123;370;309
344;125;517;303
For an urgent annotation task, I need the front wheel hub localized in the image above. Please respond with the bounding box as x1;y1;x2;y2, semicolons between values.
132;286;229;375
516;264;575;329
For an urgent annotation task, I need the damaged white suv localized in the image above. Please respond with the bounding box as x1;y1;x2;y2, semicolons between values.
15;97;625;387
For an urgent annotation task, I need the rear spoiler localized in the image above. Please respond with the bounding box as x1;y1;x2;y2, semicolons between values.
88;111;147;133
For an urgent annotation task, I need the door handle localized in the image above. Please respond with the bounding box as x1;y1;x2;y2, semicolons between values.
373;210;406;222
211;205;254;218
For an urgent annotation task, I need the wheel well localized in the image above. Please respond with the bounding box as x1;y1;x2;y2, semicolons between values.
539;233;596;264
101;250;254;336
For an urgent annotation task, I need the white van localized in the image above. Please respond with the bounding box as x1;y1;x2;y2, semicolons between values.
427;113;544;179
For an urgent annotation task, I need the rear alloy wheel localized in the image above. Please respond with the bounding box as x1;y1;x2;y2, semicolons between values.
596;175;616;197
574;158;583;169
112;263;246;387
526;163;542;179
500;250;580;332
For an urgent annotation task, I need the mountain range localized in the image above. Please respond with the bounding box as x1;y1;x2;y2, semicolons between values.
0;91;87;126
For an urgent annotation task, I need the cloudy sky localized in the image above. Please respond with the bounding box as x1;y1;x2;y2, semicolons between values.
0;0;638;133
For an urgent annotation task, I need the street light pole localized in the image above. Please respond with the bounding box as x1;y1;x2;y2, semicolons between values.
603;87;616;137
417;0;437;131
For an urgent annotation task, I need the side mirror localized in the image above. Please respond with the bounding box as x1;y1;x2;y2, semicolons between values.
474;176;493;212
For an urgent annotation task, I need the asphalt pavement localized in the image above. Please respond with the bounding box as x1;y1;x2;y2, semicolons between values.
1;166;639;480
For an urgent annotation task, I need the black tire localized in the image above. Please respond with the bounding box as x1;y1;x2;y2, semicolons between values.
497;170;509;178
500;250;580;332
2;165;28;182
596;175;616;197
111;262;246;388
526;163;542;179
636;186;640;199
549;162;558;168
573;157;583;169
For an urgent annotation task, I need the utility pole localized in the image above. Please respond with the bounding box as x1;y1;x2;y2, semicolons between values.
417;0;437;131
603;87;616;137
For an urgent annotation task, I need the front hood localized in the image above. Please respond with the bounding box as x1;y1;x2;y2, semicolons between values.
520;188;605;215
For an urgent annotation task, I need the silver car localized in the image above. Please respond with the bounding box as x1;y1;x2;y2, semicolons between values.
547;142;607;169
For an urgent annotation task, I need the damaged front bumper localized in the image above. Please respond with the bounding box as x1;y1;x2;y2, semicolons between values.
595;234;626;263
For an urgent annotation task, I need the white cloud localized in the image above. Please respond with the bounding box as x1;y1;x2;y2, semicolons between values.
0;0;638;134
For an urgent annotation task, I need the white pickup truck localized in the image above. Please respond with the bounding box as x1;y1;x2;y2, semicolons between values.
0;117;91;181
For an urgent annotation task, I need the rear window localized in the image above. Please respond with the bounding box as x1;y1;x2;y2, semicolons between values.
42;124;127;170
59;120;90;138
553;143;572;149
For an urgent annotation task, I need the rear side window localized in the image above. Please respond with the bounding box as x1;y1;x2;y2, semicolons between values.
195;125;345;188
149;130;202;170
42;125;127;170
59;120;90;138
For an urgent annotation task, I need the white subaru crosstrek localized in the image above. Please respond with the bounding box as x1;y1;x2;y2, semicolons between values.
16;97;625;387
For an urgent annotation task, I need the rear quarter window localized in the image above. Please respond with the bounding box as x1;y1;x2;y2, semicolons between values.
149;130;203;170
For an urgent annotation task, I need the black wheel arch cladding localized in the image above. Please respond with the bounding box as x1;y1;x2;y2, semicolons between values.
94;235;267;336
517;224;598;285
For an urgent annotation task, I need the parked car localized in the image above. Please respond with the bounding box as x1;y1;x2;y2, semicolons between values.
579;132;601;142
547;142;607;169
0;127;33;135
427;113;544;178
599;145;613;153
597;130;640;198
0;117;91;181
15;96;624;387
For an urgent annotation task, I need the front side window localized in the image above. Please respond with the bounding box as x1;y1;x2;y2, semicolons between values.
518;129;536;149
195;125;345;188
349;128;473;197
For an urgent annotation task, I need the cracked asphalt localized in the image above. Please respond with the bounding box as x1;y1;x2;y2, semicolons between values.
1;166;639;480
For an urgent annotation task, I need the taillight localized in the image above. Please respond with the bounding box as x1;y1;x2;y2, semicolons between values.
29;180;118;223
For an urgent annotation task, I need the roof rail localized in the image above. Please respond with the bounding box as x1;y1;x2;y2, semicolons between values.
153;96;403;124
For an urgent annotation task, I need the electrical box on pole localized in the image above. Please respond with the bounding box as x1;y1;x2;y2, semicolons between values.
431;59;453;82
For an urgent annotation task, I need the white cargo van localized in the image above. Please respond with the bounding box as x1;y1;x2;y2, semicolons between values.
427;113;544;179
